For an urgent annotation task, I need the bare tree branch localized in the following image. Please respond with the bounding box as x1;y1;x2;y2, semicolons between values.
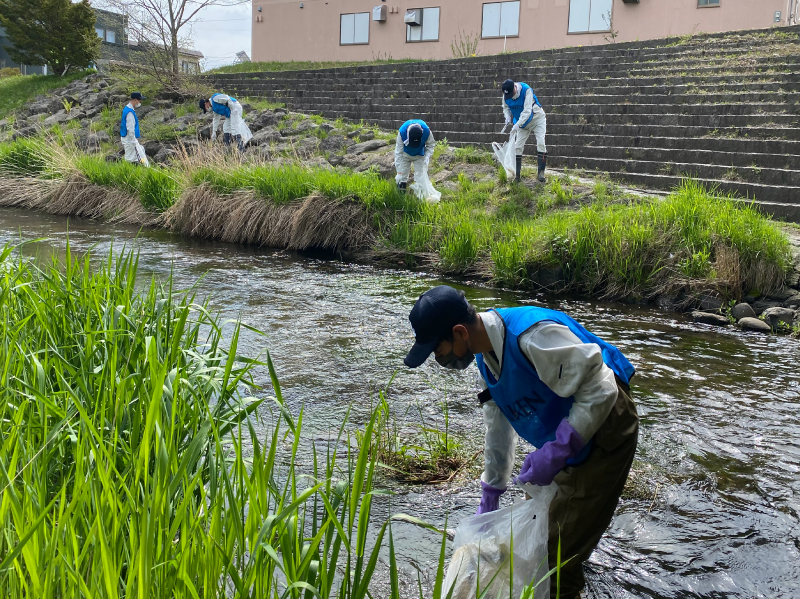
95;0;247;75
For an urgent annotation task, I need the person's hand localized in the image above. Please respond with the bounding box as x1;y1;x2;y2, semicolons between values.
513;419;586;487
211;131;217;142
476;481;506;515
510;123;520;135
505;116;512;126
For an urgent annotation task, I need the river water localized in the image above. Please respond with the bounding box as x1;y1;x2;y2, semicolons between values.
1;206;798;598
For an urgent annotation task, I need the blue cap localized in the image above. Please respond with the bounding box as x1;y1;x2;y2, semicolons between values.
404;285;472;368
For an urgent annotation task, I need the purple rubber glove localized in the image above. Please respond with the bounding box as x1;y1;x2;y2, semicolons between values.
513;419;586;487
476;481;506;515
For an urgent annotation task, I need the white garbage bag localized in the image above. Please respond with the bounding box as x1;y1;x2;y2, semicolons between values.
239;120;253;145
444;483;557;599
492;131;518;181
409;167;441;203
135;142;150;168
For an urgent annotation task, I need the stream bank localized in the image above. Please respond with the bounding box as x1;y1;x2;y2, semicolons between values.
1;74;798;333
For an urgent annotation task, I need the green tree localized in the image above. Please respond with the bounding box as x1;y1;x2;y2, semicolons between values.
0;0;100;76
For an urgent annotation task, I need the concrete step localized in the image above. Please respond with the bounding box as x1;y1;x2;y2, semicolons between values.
545;133;800;156
215;42;800;80
434;123;800;143
295;106;800;130
551;154;800;187
225;65;800;89
272;98;800;118
550;144;800;172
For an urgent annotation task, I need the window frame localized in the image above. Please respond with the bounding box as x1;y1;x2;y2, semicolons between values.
105;30;116;44
95;27;105;40
481;1;521;40
697;0;720;7
406;6;441;43
566;0;613;34
339;12;370;46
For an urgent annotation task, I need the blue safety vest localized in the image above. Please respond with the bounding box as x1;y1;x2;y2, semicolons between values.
120;105;140;138
399;119;431;157
476;307;634;465
505;83;540;129
210;93;236;118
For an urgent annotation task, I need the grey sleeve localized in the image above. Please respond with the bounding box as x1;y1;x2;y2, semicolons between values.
519;323;619;441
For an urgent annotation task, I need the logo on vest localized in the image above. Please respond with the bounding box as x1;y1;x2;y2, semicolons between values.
499;395;545;423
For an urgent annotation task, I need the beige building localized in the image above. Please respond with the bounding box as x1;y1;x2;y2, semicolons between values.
252;0;798;62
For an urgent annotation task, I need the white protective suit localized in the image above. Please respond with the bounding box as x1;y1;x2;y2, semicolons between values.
210;94;252;144
477;311;619;489
120;102;149;166
502;83;547;156
394;130;436;185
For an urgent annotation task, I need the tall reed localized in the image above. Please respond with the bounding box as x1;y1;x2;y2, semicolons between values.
0;243;447;598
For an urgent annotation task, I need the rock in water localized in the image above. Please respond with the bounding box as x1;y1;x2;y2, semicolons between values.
731;303;756;321
691;311;730;327
761;307;796;330
737;317;771;333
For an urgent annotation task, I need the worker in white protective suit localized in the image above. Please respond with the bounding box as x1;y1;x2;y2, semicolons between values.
394;119;436;196
501;79;547;183
199;93;251;152
120;92;149;167
404;286;639;599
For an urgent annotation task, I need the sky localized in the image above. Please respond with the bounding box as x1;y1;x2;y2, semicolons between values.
189;2;252;70
89;1;253;71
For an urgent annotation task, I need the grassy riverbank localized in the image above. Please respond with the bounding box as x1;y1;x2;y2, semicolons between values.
0;71;92;119
0;243;472;597
0;137;791;302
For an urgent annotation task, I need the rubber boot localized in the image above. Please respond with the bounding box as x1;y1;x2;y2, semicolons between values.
234;134;244;153
537;152;547;183
515;155;522;183
223;132;232;147
397;181;407;194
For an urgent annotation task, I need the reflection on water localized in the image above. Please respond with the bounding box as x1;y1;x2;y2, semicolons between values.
1;207;798;598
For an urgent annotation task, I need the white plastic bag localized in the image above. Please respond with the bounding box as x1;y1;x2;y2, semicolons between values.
492;131;518;181
409;166;441;203
135;142;150;168
239;120;253;145
444;483;557;599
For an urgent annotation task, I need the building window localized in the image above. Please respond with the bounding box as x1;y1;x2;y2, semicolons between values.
406;7;440;42
482;2;520;39
95;27;105;39
340;13;370;45
698;0;720;6
106;30;116;44
568;0;613;33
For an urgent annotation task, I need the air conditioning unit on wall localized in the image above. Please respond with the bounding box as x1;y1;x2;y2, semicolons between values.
373;6;387;21
404;9;423;26
621;0;640;4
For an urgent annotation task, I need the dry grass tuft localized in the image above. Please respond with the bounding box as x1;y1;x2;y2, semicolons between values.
0;175;159;225
164;184;374;251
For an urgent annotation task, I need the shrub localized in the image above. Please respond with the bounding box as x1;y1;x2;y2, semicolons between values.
0;67;21;78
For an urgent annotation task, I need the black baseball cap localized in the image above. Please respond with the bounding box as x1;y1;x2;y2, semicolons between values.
198;98;209;113
130;92;146;100
501;79;515;99
404;285;473;368
407;123;424;149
